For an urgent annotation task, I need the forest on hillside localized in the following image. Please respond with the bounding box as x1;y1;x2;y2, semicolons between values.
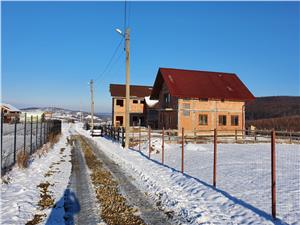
245;96;300;131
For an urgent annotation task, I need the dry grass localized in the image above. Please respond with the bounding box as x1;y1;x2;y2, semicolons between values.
48;133;61;148
16;151;29;169
25;214;46;225
36;133;61;158
76;135;146;225
37;182;54;209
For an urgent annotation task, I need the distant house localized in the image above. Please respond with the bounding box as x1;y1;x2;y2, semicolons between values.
110;84;152;127
150;68;255;134
20;111;45;122
0;103;21;123
44;111;53;120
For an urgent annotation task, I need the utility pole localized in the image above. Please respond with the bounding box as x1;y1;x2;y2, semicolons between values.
90;79;94;131
125;28;130;149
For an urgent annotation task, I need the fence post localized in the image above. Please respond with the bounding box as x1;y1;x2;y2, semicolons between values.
213;129;217;187
13;119;17;164
1;108;3;170
162;127;164;164
235;129;237;142
148;126;151;158
181;127;184;173
30;116;33;154
289;131;292;144
122;127;125;148
40;118;42;147
271;130;276;219
139;125;141;151
43;122;46;144
24;113;27;153
254;130;257;142
36;116;38;150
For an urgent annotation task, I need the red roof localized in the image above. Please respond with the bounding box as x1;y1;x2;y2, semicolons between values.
150;68;255;101
110;84;153;98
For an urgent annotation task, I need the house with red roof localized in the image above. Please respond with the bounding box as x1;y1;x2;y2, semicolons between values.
110;84;153;127
150;68;255;134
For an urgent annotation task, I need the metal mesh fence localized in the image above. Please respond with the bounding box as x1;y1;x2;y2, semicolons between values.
276;144;300;224
1;119;62;175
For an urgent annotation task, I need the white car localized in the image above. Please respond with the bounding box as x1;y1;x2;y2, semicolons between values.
91;125;102;137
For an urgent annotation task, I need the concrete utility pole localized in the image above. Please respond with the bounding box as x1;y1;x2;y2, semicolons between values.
90;79;94;131
125;28;130;149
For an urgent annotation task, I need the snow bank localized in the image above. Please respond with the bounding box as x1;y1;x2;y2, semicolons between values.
1;123;73;225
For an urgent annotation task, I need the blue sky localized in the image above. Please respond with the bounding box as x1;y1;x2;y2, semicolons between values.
2;1;299;113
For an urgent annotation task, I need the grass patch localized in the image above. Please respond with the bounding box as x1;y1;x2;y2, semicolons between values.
74;135;146;225
25;214;46;225
37;182;54;209
16;151;29;169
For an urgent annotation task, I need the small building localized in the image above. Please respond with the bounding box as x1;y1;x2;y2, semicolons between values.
110;84;152;127
1;103;21;123
150;68;255;134
20;111;45;122
44;111;53;120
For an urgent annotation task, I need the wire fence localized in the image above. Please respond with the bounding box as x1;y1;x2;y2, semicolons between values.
96;124;299;224
0;113;62;175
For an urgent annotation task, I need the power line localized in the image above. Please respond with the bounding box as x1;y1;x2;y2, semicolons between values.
94;38;124;82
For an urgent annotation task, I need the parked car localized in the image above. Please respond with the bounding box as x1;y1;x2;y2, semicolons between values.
91;125;102;137
83;122;90;130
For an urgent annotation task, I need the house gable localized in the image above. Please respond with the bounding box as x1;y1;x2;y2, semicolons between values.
150;68;255;101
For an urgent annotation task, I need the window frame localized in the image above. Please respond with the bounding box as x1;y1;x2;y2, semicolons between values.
231;115;239;126
116;99;124;107
218;115;227;126
199;114;208;125
182;103;190;117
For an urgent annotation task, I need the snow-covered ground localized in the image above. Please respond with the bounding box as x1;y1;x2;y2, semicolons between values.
76;123;299;225
1;123;73;225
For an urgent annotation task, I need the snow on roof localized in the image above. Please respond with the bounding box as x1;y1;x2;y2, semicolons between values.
1;103;21;112
85;115;99;119
145;96;158;107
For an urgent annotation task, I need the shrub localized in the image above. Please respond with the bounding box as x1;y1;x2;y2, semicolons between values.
17;151;29;169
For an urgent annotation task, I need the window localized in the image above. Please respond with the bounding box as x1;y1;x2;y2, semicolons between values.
182;103;190;116
116;99;124;107
231;115;239;126
116;116;123;126
133;100;138;104
140;100;145;104
219;115;227;126
164;93;171;107
199;114;208;125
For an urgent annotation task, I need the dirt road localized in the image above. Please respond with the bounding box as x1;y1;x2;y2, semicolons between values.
67;134;173;225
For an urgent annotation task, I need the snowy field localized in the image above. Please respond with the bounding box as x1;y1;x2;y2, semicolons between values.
1;123;73;225
139;139;300;225
77;123;300;225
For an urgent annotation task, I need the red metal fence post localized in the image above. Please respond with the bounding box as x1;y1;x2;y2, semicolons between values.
235;129;237;143
162;127;165;164
181;127;184;173
148;126;151;158
213;129;217;187
271;130;276;219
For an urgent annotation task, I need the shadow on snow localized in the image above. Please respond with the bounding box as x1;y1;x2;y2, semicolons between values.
45;189;80;225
